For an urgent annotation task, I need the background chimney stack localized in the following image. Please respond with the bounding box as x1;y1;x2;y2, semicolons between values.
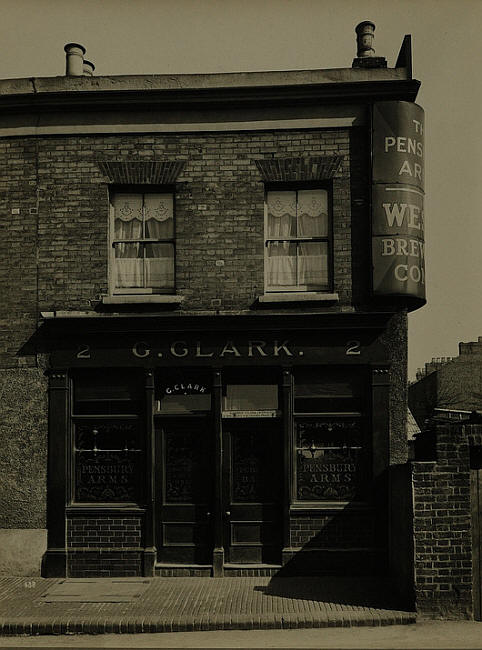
352;22;387;68
64;43;86;76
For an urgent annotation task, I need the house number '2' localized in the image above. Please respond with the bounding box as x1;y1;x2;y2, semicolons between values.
345;340;361;355
76;344;91;359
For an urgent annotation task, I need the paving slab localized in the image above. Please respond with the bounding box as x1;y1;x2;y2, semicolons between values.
0;576;415;636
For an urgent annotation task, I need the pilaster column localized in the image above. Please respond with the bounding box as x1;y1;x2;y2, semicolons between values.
143;369;156;576
281;368;293;564
371;365;391;479
44;370;69;577
212;369;224;576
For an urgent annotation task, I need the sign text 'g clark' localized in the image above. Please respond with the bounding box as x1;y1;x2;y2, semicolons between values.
371;101;425;303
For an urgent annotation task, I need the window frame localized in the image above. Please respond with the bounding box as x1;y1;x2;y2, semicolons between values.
70;369;145;506
108;184;176;296
291;366;371;507
264;181;333;293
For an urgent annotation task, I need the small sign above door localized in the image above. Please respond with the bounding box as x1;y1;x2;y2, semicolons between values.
222;410;280;419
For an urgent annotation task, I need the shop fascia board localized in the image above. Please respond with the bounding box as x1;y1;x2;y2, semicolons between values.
38;310;396;334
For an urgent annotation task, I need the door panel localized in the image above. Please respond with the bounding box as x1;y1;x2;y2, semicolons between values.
224;420;283;564
156;418;213;564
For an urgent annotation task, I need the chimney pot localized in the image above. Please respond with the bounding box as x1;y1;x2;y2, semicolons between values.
352;21;386;69
64;43;86;76
355;21;376;57
83;60;95;76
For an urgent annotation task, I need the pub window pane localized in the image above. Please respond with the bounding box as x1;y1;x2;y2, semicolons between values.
111;191;175;293
74;421;142;503
294;367;364;413
155;370;211;414
295;417;364;501
73;370;143;415
223;384;278;411
265;188;330;292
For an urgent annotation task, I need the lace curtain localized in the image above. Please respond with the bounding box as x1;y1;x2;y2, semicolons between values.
266;190;329;289
113;193;174;290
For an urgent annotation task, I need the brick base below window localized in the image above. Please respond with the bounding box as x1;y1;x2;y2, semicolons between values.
68;550;143;577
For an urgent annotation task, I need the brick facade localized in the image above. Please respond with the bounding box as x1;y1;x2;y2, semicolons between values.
68;550;143;578
0;128;362;372
67;514;144;577
412;422;479;618
67;516;143;548
0;52;424;590
289;511;375;548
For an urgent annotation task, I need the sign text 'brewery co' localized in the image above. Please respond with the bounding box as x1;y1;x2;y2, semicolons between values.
371;101;425;301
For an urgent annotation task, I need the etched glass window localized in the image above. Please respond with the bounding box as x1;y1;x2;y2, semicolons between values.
266;189;330;291
293;368;368;503
72;370;143;503
155;370;211;414
295;417;363;501
111;192;174;293
74;421;142;503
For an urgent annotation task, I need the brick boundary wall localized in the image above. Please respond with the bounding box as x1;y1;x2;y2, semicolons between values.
412;422;479;619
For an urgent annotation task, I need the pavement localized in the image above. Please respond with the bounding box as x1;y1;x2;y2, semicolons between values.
0;576;416;636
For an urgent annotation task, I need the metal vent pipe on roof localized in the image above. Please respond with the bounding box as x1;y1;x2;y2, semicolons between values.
355;21;376;58
64;43;86;76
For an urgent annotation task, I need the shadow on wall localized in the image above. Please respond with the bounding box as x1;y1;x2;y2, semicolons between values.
274;500;386;573
259;503;410;611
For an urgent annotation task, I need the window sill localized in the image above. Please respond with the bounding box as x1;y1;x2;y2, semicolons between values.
258;292;339;304
102;294;184;305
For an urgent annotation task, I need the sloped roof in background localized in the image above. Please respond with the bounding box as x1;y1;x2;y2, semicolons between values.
407;408;421;441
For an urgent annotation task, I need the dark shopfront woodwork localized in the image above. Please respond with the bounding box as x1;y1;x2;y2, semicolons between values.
155;369;283;566
156;417;213;564
44;325;392;577
155;416;282;566
223;419;282;564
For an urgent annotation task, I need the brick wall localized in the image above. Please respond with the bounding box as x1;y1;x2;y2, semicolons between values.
0;138;39;369
67;515;143;548
68;550;143;578
280;510;379;576
0;127;369;368
290;511;375;548
412;422;474;618
67;514;144;577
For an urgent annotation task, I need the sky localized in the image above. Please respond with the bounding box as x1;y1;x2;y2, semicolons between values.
0;0;480;379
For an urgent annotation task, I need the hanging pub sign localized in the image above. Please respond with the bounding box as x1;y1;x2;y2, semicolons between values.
371;101;425;303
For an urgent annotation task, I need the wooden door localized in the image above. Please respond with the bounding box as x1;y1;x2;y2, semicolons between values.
223;419;283;564
471;453;482;621
156;418;213;564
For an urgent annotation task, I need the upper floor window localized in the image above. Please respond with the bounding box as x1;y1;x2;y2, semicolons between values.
110;191;174;294
265;188;330;292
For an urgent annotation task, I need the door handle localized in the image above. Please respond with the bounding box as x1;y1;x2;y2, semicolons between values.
225;511;231;516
